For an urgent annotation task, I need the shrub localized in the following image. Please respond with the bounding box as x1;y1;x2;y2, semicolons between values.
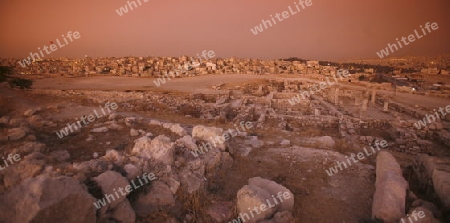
0;73;7;83
8;78;33;89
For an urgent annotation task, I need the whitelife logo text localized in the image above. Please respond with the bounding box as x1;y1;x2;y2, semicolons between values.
18;31;81;67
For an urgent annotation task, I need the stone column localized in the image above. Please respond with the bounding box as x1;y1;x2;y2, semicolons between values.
360;99;368;120
334;88;339;105
371;90;377;106
383;101;389;112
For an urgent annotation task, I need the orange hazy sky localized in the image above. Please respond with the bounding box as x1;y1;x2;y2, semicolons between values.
0;0;449;60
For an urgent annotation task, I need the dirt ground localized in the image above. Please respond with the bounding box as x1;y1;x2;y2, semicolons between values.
3;74;450;222
32;75;450;109
1;83;376;222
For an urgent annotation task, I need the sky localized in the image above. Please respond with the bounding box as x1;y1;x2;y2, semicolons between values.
0;0;449;61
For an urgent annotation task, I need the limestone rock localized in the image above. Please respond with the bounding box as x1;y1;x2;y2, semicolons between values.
23;109;37;116
133;181;175;216
107;199;136;223
93;171;130;210
169;123;187;136
7;128;26;140
177;135;197;150
50;150;71;162
399;206;440;223
280;140;290;147
236;185;276;223
17;141;46;154
130;128;139;137
0;176;96;223
248;177;294;212
192;125;226;150
372;151;408;222
206;201;234;222
132;135;175;165
90;127;109;133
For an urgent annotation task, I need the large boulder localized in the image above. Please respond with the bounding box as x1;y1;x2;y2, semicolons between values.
177;135;197;151
203;147;222;178
179;159;206;194
372;151;408;223
206;201;234;222
169;123;187;136
16;142;46;154
236;178;295;223
248;177;294;212
93;171;130;212
399;206;440;223
101;199;136;223
132;135;175;165
7;127;26;141
192;125;226;150
123;164;141;180
0;176;96;223
237;185;276;223
132;181;175;216
2;152;45;189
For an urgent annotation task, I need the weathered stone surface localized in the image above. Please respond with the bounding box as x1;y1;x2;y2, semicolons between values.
24;109;37;116
133;181;175;216
237;185;276;223
109;199;136;223
280;140;290;146
27;115;44;128
3;152;45;189
108;122;124;130
432;169;450;208
414;154;450;210
259;211;295;223
179;168;205;194
93;171;130;210
220;152;233;169
248;177;294;212
169;123;187;136
372;151;408;223
0;176;96;223
132;136;152;154
124;117;136;126
7;128;26;140
399;206;440;223
90;127;109;133
162;176;180;194
177;135;197;150
0;116;9;125
192;125;226;150
50;150;71;162
149;119;162;126
313;136;335;149
272;211;295;223
9;118;25;127
244;137;264;149
103;149;125;166
17;141;46;154
130;128;139;136
123;164;140;180
132;135;175;165
203;147;222;177
206;201;234;222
